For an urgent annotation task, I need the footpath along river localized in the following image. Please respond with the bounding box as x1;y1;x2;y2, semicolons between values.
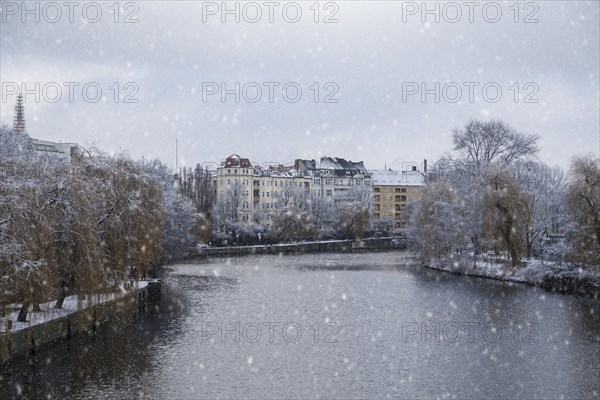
1;251;599;399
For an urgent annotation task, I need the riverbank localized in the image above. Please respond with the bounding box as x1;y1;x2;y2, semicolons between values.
197;237;405;259
423;256;600;298
0;280;161;362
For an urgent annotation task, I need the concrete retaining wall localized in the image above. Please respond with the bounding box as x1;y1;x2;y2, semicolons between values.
0;282;161;363
199;237;406;259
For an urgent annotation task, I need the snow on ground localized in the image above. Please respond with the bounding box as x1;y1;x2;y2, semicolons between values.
0;281;149;334
427;255;600;287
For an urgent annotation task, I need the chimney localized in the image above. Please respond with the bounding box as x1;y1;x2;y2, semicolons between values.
423;159;427;173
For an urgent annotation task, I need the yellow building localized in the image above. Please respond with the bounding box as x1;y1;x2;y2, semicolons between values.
371;170;426;224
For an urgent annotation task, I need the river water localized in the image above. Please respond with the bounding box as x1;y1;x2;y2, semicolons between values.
1;251;599;399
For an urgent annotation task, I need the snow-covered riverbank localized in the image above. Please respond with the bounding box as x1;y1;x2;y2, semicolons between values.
1;280;160;362
0;281;150;334
424;256;600;296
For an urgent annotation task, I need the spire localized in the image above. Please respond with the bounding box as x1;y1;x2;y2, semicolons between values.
14;93;26;134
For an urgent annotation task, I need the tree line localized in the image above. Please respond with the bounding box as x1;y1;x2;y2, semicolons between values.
0;126;199;322
408;119;599;269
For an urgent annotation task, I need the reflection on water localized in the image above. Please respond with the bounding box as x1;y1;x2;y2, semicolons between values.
1;251;599;399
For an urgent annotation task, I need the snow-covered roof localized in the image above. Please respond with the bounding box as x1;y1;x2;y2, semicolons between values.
320;157;367;173
223;154;252;168
370;170;426;186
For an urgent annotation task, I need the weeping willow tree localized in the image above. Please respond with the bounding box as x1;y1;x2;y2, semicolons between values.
0;126;170;322
481;168;531;267
566;156;600;266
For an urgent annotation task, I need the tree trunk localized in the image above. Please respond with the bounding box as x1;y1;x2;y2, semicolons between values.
55;294;66;309
17;302;30;322
525;226;532;259
33;303;41;312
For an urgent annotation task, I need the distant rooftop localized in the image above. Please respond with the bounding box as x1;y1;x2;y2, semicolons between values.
370;170;426;186
223;154;252;168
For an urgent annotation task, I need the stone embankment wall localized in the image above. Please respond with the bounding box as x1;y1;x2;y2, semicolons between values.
199;237;406;258
0;281;161;363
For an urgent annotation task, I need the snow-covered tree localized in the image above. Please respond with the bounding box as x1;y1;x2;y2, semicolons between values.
481;167;530;267
270;206;317;242
142;159;197;262
409;182;467;260
513;161;566;258
565;155;600;266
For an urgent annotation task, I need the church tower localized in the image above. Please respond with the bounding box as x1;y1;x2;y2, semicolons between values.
14;93;26;134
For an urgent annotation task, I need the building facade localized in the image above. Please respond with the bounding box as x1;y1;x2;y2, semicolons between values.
295;157;372;201
215;155;374;227
370;169;426;224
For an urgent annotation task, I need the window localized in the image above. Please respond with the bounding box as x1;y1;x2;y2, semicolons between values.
326;190;333;196
401;195;407;201
227;169;231;174
314;178;321;185
325;179;333;185
395;196;401;202
395;188;401;193
364;180;370;185
374;195;380;201
402;188;407;193
374;188;380;193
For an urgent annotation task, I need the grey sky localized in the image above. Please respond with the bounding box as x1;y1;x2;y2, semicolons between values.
1;0;598;171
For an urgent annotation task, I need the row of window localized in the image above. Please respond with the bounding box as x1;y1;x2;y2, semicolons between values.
375;204;406;211
374;195;407;202
314;178;371;186
374;212;402;220
374;187;408;193
262;180;310;187
226;169;252;174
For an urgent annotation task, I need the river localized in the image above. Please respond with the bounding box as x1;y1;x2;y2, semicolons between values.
1;251;599;399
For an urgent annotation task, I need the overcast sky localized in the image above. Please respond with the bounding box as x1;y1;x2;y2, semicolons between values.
1;1;598;171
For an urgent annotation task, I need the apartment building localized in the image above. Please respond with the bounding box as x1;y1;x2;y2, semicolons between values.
295;157;372;200
371;169;426;224
216;155;313;226
216;154;256;224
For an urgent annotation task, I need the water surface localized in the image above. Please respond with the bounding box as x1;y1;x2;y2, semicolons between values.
1;251;599;399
